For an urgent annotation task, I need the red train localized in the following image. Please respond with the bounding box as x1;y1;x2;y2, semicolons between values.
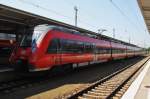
9;24;145;72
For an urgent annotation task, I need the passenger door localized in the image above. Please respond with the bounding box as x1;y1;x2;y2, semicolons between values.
47;38;62;65
54;39;62;65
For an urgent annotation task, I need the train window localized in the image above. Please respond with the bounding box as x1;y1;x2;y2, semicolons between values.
47;39;59;53
95;47;111;54
112;49;118;53
106;48;111;54
112;49;126;54
60;39;85;53
126;49;133;53
100;48;107;54
75;41;84;53
84;42;93;53
60;39;72;53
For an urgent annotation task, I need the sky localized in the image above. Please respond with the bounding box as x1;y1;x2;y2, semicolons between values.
0;0;150;48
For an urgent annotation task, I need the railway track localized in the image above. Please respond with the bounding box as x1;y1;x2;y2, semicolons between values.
0;68;73;94
68;57;150;99
0;56;147;98
0;77;38;93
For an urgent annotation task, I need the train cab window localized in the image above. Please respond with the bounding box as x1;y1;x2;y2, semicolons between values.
20;34;32;47
47;39;59;53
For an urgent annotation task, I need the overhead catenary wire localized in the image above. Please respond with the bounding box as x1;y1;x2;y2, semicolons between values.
63;0;141;40
61;0;100;30
62;0;98;21
125;2;147;32
109;0;144;45
60;0;102;31
64;0;97;21
118;0;146;33
17;0;145;45
109;0;144;34
125;3;147;45
18;0;73;20
17;0;99;31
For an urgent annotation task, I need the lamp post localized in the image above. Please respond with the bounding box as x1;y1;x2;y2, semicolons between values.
74;6;78;27
113;28;115;38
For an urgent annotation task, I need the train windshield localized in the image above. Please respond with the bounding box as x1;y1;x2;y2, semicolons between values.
32;24;50;44
19;24;50;48
20;34;32;47
31;24;50;52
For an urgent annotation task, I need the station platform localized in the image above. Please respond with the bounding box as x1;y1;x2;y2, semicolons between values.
0;65;13;72
122;59;150;99
0;61;13;72
0;57;14;72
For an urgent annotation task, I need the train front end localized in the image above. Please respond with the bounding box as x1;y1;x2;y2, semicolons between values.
9;34;32;71
10;24;51;72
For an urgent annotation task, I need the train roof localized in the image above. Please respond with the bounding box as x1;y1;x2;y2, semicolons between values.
35;24;142;49
0;4;142;49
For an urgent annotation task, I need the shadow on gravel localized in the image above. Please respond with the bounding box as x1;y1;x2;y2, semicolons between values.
0;56;146;99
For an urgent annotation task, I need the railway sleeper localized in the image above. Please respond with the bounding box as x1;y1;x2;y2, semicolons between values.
115;93;122;97
98;85;118;88
95;87;116;91
117;91;124;95
104;80;121;83
91;89;113;93
101;83;119;87
78;97;87;99
82;93;107;99
112;96;121;99
87;91;110;96
97;85;116;88
120;88;127;92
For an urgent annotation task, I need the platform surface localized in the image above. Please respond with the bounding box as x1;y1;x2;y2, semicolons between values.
121;59;150;99
135;61;150;99
0;64;13;72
